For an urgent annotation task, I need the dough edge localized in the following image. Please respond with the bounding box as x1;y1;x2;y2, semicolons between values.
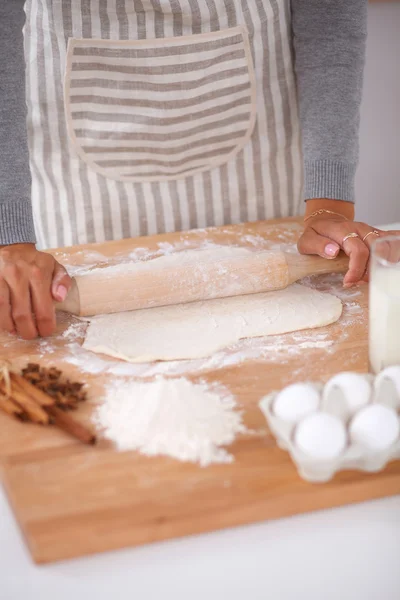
83;286;343;363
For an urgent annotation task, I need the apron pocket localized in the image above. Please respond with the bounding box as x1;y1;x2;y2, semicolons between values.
64;26;256;182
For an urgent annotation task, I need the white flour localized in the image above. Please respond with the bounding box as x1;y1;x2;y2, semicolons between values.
37;339;56;355
62;321;84;341
94;377;247;466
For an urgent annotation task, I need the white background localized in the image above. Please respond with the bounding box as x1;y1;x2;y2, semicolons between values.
356;3;400;225
2;3;400;599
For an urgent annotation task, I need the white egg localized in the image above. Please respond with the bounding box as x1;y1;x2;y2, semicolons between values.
349;404;400;452
374;365;400;397
294;413;347;460
324;372;371;416
273;383;320;422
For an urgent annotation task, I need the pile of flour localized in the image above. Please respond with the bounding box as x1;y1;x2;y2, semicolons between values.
94;377;247;466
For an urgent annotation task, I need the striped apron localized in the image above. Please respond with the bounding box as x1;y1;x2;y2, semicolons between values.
24;0;303;249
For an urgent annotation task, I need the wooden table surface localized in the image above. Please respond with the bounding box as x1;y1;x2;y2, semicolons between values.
1;218;399;564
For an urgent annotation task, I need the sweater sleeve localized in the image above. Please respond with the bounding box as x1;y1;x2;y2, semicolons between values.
0;0;36;245
291;0;368;203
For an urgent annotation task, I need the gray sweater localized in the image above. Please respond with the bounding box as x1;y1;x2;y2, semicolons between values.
0;0;367;246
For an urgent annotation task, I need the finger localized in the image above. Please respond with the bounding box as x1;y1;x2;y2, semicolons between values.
357;226;383;249
341;237;370;287
29;265;56;338
355;227;381;283
51;262;72;303
298;228;340;259
310;221;369;286
4;265;38;340
0;278;15;334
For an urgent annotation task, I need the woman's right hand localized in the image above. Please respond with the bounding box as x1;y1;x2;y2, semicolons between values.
0;243;71;340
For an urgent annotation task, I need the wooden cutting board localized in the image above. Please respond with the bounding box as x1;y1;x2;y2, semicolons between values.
1;218;399;564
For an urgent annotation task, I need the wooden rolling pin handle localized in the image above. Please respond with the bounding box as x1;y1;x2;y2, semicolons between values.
285;251;349;284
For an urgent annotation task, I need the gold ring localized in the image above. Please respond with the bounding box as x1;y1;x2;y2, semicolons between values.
342;232;360;244
362;230;380;243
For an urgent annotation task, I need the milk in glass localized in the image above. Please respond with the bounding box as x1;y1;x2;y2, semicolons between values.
369;236;400;373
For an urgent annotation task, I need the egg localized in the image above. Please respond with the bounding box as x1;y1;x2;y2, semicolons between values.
323;372;371;417
349;404;400;452
374;366;400;405
273;383;320;423
294;413;347;461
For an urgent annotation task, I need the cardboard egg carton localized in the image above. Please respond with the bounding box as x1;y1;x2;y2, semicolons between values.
259;367;400;483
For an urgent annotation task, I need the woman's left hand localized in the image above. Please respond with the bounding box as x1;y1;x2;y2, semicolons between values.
297;202;399;287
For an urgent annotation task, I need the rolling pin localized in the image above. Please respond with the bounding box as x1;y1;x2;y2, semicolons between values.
57;249;349;317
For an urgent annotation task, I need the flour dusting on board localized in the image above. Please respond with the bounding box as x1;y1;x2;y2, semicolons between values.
62;321;85;341
94;377;246;466
37;339;56;355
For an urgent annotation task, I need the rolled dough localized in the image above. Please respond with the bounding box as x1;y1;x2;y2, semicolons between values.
83;283;342;363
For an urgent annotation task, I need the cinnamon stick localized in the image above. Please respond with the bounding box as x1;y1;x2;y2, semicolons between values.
10;372;55;407
0;363;96;445
0;381;49;424
46;405;96;445
0;393;25;419
15;371;96;445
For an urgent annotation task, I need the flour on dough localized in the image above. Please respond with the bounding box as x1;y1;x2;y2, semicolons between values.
83;283;342;363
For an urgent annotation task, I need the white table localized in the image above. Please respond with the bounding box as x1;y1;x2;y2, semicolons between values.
2;222;400;600
1;488;399;600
